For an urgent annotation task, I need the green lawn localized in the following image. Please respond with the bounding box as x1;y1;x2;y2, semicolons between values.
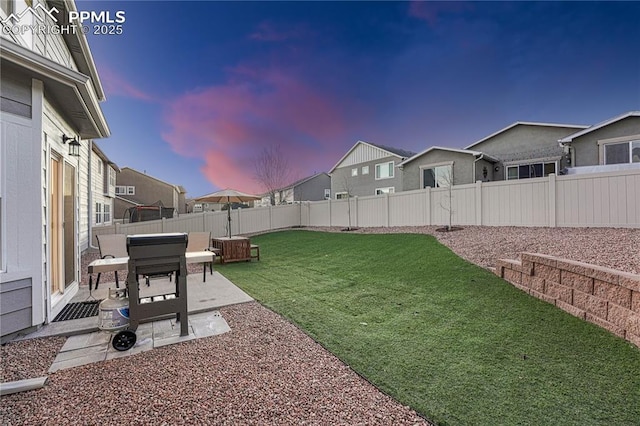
218;230;640;425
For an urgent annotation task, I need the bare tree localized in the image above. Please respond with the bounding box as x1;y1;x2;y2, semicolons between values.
253;145;292;206
340;175;355;230
437;167;454;231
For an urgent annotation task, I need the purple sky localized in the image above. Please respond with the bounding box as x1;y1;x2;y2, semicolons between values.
85;1;640;197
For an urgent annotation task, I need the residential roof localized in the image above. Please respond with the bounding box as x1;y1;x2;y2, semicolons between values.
464;121;588;151
329;141;416;173
399;146;499;166
119;167;183;192
558;111;640;143
92;142;120;172
259;172;330;197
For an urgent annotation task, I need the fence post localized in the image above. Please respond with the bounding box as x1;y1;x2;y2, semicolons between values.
475;180;483;226
161;217;166;233
237;208;242;235
202;211;206;232
548;173;557;227
385;193;390;227
354;196;359;228
425;187;431;225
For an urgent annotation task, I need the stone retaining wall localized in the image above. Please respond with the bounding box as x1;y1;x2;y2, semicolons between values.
495;253;640;348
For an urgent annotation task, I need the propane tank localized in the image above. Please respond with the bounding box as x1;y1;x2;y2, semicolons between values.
99;289;130;332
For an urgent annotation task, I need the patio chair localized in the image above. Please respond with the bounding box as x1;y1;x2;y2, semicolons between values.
187;231;215;280
95;234;128;289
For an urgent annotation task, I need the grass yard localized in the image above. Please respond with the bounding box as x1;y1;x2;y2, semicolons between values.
218;230;640;425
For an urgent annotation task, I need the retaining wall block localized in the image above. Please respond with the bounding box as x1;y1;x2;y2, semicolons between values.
619;273;640;293
545;281;573;304
556;300;586;320
555;258;595;278
529;276;545;293
534;264;561;282
560;270;594;294
573;291;608;319
585;313;626;339
589;265;621;286
607;303;635;330
523;252;556;268
504;268;522;286
521;259;535;275
594;279;632;309
530;289;556;305
632;291;640;314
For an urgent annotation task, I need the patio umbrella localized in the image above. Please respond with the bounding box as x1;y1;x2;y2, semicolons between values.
194;188;261;237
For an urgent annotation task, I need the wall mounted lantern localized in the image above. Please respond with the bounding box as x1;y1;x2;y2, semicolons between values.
482;166;488;179
62;134;81;157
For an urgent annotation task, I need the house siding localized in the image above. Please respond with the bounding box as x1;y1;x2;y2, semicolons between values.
571;117;640;166
114;168;181;219
332;155;403;197
470;125;579;176
402;150;478;191
0;278;32;337
295;173;331;201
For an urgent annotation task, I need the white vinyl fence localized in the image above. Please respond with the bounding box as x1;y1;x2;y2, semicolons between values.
92;170;640;244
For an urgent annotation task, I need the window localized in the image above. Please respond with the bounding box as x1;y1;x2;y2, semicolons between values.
362;166;369;175
127;186;135;195
375;161;394;179
115;185;126;195
324;188;331;199
109;168;116;187
604;140;640;164
506;161;556;180
351;168;358;177
95;202;102;224
103;204;111;223
375;187;394;195
1;0;14;17
422;164;452;188
335;192;348;199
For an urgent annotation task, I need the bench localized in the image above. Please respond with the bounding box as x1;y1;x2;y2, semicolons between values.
88;250;216;291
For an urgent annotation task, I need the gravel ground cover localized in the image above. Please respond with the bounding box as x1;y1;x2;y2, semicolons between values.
1;302;428;425
3;225;638;425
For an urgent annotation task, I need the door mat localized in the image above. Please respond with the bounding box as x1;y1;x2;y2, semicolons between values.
53;301;102;322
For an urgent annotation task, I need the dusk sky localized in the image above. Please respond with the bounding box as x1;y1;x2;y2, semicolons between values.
84;1;640;198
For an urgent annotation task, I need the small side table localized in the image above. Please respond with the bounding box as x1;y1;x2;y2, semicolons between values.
211;237;251;263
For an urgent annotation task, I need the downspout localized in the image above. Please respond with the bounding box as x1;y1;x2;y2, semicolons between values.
88;140;98;249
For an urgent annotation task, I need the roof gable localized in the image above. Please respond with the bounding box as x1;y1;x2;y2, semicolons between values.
399;146;498;166
559;111;640;143
329;141;415;173
465;121;587;150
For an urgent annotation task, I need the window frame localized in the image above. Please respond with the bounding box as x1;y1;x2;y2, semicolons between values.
351;168;358;177
324;188;331;199
375;187;395;195
362;165;369;175
419;161;453;188
95;202;102;224
598;135;640;165
103;203;111;223
375;161;394;180
335;192;348;200
505;160;557;180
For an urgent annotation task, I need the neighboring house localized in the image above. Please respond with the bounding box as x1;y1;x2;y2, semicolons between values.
257;172;331;206
463;122;588;181
1;0;110;340
329;141;415;198
559;111;640;172
114;167;187;221
91;143;119;227
399;147;499;190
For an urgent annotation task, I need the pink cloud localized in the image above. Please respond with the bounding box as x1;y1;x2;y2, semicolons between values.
99;64;155;102
162;65;354;194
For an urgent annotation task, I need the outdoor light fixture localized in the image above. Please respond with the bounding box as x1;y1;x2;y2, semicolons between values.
62;134;81;157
